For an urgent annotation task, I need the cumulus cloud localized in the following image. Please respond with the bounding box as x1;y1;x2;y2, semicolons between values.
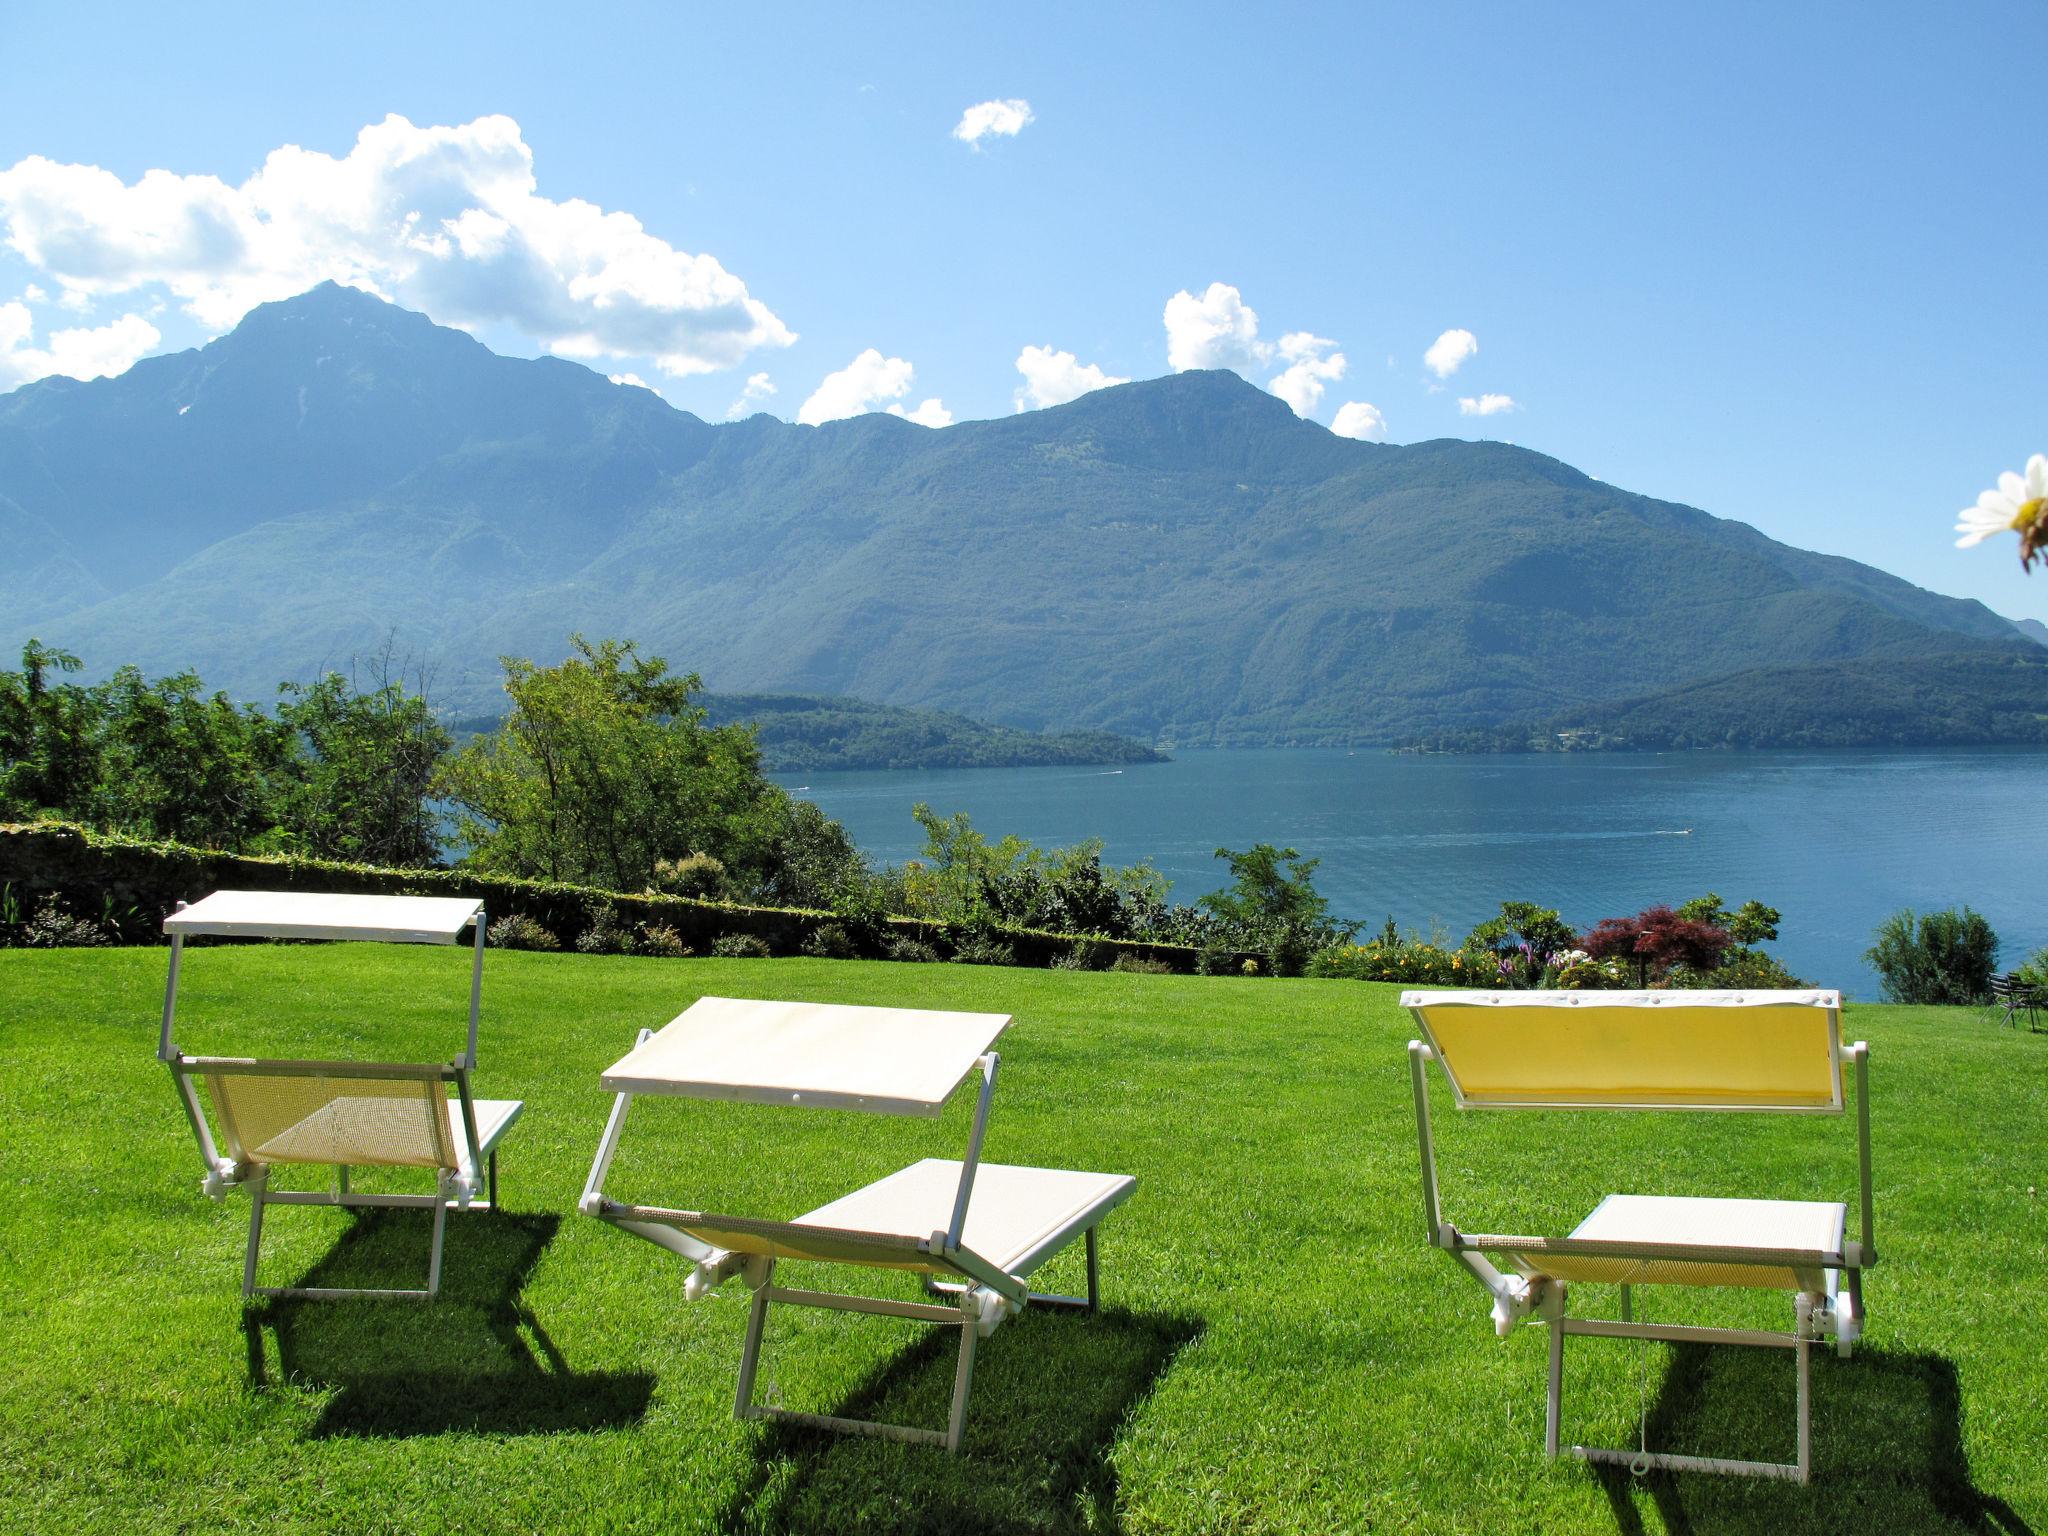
725;370;776;418
0;114;795;381
1014;344;1127;411
1267;330;1346;418
953;98;1035;147
798;348;920;425
888;397;953;427
1330;401;1388;441
1163;282;1274;373
1458;392;1517;416
0;300;161;388
1423;327;1478;379
609;371;656;392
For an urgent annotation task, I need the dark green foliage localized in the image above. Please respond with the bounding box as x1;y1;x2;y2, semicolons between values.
486;912;560;952
573;903;632;955
1108;953;1173;975
799;922;855;960
710;932;773;959
751;798;870;912
882;934;941;964
9;284;2042;749
702;693;1164;772
949;932;1018;967
1199;844;1347;956
1;641;447;860
1678;891;1781;944
649;853;728;900
635;923;692;959
272;665;450;866
1308;941;1468;984
1670;945;1809;989
1867;906;1999;1004
1463;900;1576;985
20;894;111;947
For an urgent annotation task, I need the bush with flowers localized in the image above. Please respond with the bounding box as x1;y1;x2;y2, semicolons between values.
1307;939;1468;985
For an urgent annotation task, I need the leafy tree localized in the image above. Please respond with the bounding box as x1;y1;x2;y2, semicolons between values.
89;666;294;848
1198;844;1348;971
0;640;99;819
1465;900;1576;985
274;667;451;866
1582;905;1733;987
1677;891;1781;944
437;637;784;891
750;797;870;911
1866;907;1998;1005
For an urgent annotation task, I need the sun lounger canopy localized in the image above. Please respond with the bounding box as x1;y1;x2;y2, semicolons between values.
164;889;483;945
600;996;1012;1116
1400;988;1844;1111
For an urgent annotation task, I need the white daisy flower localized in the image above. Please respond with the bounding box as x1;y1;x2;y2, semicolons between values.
1956;453;2048;548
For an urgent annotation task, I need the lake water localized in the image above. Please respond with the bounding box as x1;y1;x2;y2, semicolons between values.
774;747;2048;993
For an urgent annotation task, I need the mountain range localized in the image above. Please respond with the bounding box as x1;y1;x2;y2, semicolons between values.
5;281;2045;748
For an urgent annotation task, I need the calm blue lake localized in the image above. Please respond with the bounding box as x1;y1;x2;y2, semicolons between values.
775;747;2048;994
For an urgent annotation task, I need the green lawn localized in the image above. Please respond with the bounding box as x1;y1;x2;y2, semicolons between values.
1;946;2041;1534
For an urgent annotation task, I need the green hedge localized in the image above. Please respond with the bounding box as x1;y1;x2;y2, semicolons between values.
0;822;1203;973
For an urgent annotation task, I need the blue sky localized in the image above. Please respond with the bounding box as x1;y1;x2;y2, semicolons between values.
2;1;2043;616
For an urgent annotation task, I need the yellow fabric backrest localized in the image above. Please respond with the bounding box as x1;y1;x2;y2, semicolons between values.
203;1067;459;1168
1403;990;1843;1111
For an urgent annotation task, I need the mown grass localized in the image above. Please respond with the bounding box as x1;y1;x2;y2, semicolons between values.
0;945;2041;1534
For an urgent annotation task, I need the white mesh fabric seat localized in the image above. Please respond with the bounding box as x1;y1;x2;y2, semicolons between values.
1403;989;1875;1485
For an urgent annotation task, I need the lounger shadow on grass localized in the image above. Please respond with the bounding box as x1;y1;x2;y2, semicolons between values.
242;1209;655;1439
1590;1346;2032;1535
717;1305;1205;1536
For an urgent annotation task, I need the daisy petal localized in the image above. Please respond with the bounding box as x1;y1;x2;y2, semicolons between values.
1957;530;1993;547
1980;489;2020;517
2027;453;2048;499
1999;470;2027;502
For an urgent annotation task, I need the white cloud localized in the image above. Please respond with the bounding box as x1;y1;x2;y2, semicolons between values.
1014;344;1127;410
953;98;1035;147
1424;327;1478;379
725;370;776;418
888;397;952;427
1267;330;1346;417
1330;401;1388;441
1163;281;1274;373
0;114;795;382
1458;392;1517;416
799;348;919;425
608;371;658;393
0;301;161;387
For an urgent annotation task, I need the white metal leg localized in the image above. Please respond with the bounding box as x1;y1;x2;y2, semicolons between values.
1545;1287;1566;1460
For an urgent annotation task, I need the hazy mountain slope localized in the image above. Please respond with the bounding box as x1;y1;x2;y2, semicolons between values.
2;285;2037;745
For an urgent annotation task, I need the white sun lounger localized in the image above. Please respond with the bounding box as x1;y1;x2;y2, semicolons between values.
1402;988;1874;1484
159;890;524;1301
580;996;1136;1452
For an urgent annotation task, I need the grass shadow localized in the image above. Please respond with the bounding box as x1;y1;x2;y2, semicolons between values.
243;1208;655;1438
718;1304;1205;1536
1590;1344;2032;1534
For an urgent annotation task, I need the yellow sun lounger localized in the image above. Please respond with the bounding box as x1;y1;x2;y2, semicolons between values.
159;891;524;1301
1401;988;1873;1484
580;996;1136;1453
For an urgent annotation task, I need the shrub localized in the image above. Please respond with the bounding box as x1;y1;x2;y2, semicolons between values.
950;934;1017;967
1195;941;1240;976
1307;941;1467;985
21;896;111;948
1053;939;1111;971
1109;953;1172;975
1668;945;1807;989
575;903;632;955
636;923;692;959
883;934;941;964
488;912;561;952
2016;945;2048;990
800;921;855;960
1866;907;1997;1004
649;853;728;900
711;932;774;959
